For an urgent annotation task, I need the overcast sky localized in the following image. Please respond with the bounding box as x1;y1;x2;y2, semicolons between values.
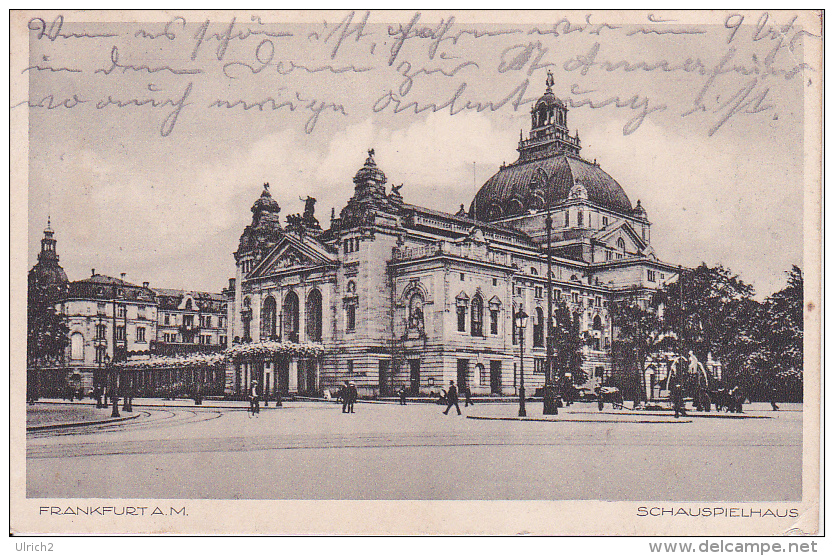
19;11;817;298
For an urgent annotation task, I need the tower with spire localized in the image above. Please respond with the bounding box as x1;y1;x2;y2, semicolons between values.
29;218;68;300
517;70;581;162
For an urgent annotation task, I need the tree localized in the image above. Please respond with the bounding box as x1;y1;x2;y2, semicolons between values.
609;291;663;404
551;300;585;384
749;266;804;401
658;263;757;386
27;281;69;368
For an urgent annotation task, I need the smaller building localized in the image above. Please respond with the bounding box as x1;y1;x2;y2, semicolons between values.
62;271;158;393
153;289;227;355
27;224;229;396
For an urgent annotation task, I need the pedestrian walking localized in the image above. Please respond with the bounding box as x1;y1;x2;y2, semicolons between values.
443;381;461;415
464;385;474;407
340;381;349;413
398;387;407;405
767;382;779;411
672;382;686;418
347;382;358;413
249;380;260;417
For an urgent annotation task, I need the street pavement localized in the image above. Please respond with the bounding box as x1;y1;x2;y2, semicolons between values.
26;399;802;501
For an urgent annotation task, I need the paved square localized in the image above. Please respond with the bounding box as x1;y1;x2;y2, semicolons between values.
27;400;802;501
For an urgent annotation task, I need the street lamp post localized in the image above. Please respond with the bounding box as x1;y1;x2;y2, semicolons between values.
516;309;528;417
105;353;120;418
543;207;558;415
122;367;133;412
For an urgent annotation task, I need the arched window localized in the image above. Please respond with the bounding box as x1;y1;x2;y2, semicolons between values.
533;307;544;347
283;291;300;342
242;297;252;341
261;296;277;340
70;332;84;360
578;211;584;227
471;294;484;337
530;267;538;275
306;289;323;342
408;292;424;330
185;298;193;311
617;238;626;259
593;315;603;331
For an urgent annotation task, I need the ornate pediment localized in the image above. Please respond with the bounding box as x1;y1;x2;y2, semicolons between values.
248;234;337;278
272;246;308;270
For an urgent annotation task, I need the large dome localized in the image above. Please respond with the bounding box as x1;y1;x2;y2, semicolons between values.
469;152;633;222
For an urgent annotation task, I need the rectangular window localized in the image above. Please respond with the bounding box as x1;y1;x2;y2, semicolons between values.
97;302;107;315
205;316;212;328
572;292;579;304
184;314;194;327
117;305;126;318
534;286;543;299
116;326;126;341
555;289;561;300
220;335;227;347
595;296;601;307
606;250;612;261
460;272;465;281
95;324;107;340
578;211;584;227
136;327;146;343
602;216;609;227
564;211;569;227
604;337;610;349
457;305;466;332
490;309;499;335
164;313;171;325
534;358;546;374
647;270;656;282
346;304;356;331
492;278;497;286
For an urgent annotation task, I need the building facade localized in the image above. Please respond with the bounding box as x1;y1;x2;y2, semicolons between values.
225;77;680;399
28;228;228;395
154;289;227;355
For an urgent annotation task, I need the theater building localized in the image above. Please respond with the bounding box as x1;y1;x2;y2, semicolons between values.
225;76;680;398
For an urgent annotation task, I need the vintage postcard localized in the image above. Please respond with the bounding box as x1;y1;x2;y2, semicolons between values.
11;9;822;535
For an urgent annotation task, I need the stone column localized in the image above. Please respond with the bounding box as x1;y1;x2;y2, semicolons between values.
289;358;298;393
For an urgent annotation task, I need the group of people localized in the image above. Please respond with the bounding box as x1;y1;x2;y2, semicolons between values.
338;381;358;413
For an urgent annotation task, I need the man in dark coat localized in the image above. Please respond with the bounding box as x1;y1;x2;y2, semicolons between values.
340;381;349;413
443;380;461;415
398;387;407;405
464;385;474;407
672;382;686;418
347;382;357;413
